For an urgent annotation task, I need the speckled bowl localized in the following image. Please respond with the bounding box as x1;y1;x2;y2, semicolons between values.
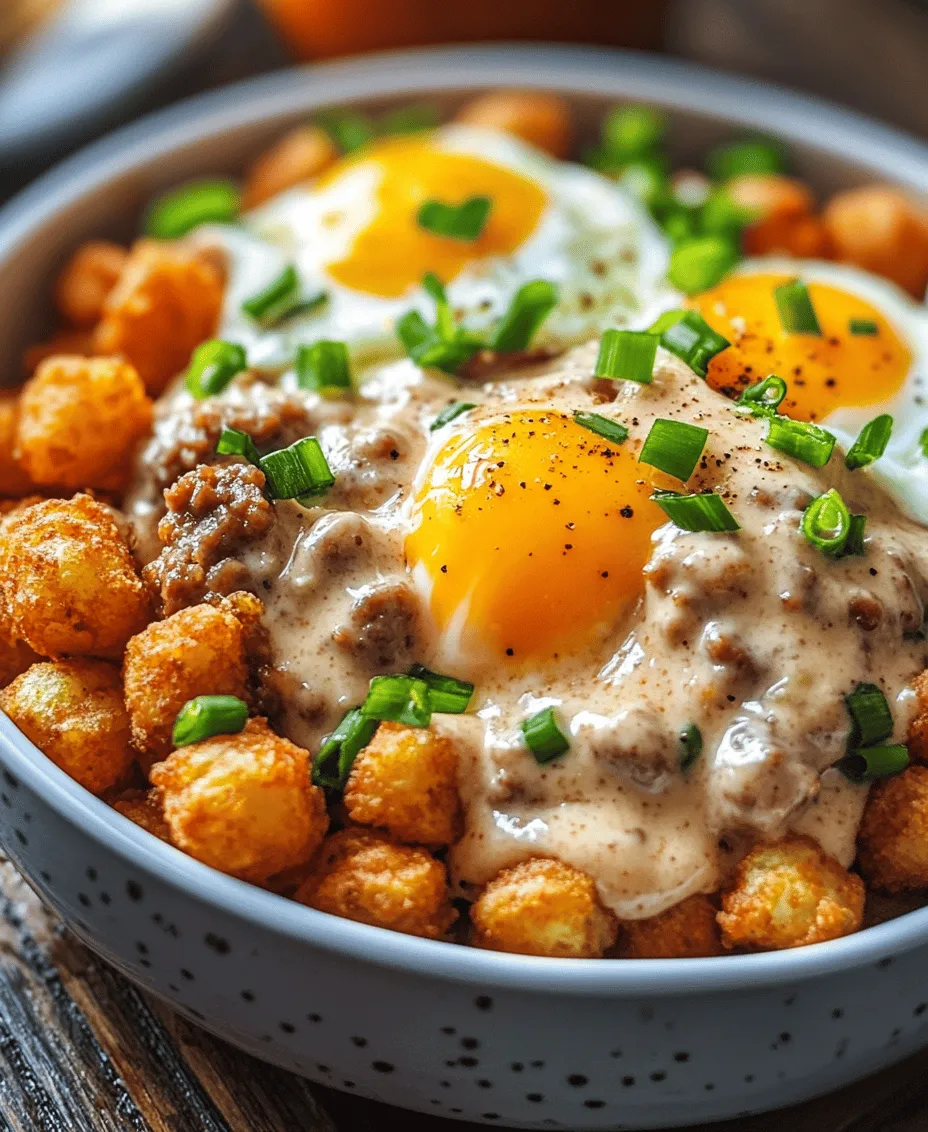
1;45;928;1131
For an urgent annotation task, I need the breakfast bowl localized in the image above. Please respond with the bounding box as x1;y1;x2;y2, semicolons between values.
1;44;928;1130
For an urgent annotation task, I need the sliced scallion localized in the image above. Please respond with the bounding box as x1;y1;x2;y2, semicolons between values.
172;695;248;748
408;663;474;714
259;436;334;500
311;707;378;790
653;490;740;532
845;683;894;749
849;318;879;336
381;103;439;136
766;415;836;467
602;105;667;160
639;419;708;482
521;706;569;764
431;402;476;431
648;310;730;378
315;107;375;153
296;340;352;396
737;374;787;414
679;723;703;771
216;427;260;465
594;329;658;384
573;411;629;445
396;274;486;374
361;674;432;728
144;179;240;239
417;195;492;241
706;137;786;181
800;488;851;556
241;264;305;327
921;427;928;458
618;157;669;209
668;235;739;295
185;339;247;399
843;514;867;557
845;414;892;470
774;278;822;336
838;745;909;783
489;280;558;353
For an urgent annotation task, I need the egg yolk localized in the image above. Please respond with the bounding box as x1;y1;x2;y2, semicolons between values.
319;136;547;298
689;273;912;422
406;410;664;667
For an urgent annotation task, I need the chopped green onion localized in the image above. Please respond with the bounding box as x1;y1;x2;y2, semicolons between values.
602;105;667;160
766;415;836;467
774;278;822;336
216;427;260;465
838;745;909;783
594;329;658;384
521;706;569;764
381;103;439;136
172;695;248;747
845;682;894;749
618;157;669;209
921;427;928;458
737;375;787;414
653;490;740;532
311;707;378;790
639;419;708;482
679;723;703;771
648;310;730;378
700;186;757;235
259;436;334;500
843;513;867;557
144;179;240;239
668;235;739;295
573;411;629;445
185;339;247;399
361;675;432;728
241;264;306;326
276;291;328;323
417;195;492;241
315;107;375;153
800;488;851;556
489;280;559;353
431;402;476;431
408;663;474;714
844;414;892;470
296;340;352;396
660;207;699;246
706;137;786;181
397;274;486;375
849;318;879;336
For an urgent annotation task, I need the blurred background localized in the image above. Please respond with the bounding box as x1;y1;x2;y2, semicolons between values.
0;0;926;206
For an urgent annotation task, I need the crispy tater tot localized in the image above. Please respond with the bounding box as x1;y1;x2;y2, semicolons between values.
823;186;928;297
296;827;456;940
151;718;328;883
620;894;723;959
53;241;129;328
343;721;461;847
242;124;338;209
0;494;149;659
718;835;864;951
123;601;249;766
0;393;32;498
905;670;928;764
857;765;928;892
470;857;618;958
726;173;815;222
93;239;224;395
22;329;94;377
0;659;133;794
454;90;572;158
0;634;39;690
112;788;171;842
17;356;152;491
743;213;833;259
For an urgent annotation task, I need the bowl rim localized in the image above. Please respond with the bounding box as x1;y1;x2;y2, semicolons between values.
2;42;928;997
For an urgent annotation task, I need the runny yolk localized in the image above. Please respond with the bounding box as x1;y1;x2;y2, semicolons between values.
406;410;664;668
319;136;547;298
689;273;912;423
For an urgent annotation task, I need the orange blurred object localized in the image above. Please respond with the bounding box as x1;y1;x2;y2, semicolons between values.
257;0;666;59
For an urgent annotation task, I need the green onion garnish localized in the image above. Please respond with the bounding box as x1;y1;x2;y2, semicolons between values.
921;427;928;458
706;137;786;181
845;683;894;749
241;264;306;327
381;103;439;136
573;411;629;445
640;419;708;482
521;706;569;764
737;374;787;414
185;339;247;399
489;280;559;353
144;179;240;239
700;186;757;236
844;513;867;557
653;490;740;532
172;695;248;748
397;274;485;375
361;674;432;728
800;488;852;556
766;416;836;467
602;105;667;160
838;745;909;783
417;196;492;241
594;329;658;384
618;157;669;209
296;340;352;396
774;278;822;336
844;414;892;470
216;427;260;465
408;663;474;714
311;707;378;790
679;723;703;771
259;437;335;500
668;235;739;296
849;318;879;336
315;107;375;153
431;402;476;431
648;310;730;378
660;207;699;246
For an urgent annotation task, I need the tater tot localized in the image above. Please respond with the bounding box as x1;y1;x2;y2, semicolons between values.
0;659;133;794
620;894;723;959
53;241;129;328
726;173;815;221
0;394;32;498
823;186;928;297
454;90;572;158
242;124;337;209
726;174;831;259
22;329;94;377
906;670;928;764
112;788;170;842
123;601;249;766
0;494;149;659
17;356;152;491
93;239;224;395
296;827;455;940
857;765;928;892
470;857;618;958
718;835;864;951
343;721;461;847
743;213;833;259
150;718;328;883
0;634;39;690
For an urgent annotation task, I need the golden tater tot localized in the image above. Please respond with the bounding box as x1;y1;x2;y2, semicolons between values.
296;827;455;940
718;835;864;951
344;721;461;847
53;241;128;328
22;329;94;378
743;213;833;259
454;90;572;158
17;356;152;491
242;124;337;210
0;634;39;690
0;394;32;498
470;857;618;958
123;601;249;766
823;186;928;297
93;239;224;395
906;670;928;764
726;173;815;222
857;765;928;892
0;660;133;795
0;494;149;659
620;894;723;959
112;788;170;842
151;718;328;883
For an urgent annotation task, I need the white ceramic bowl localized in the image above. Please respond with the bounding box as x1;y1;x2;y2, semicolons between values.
2;45;928;1131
